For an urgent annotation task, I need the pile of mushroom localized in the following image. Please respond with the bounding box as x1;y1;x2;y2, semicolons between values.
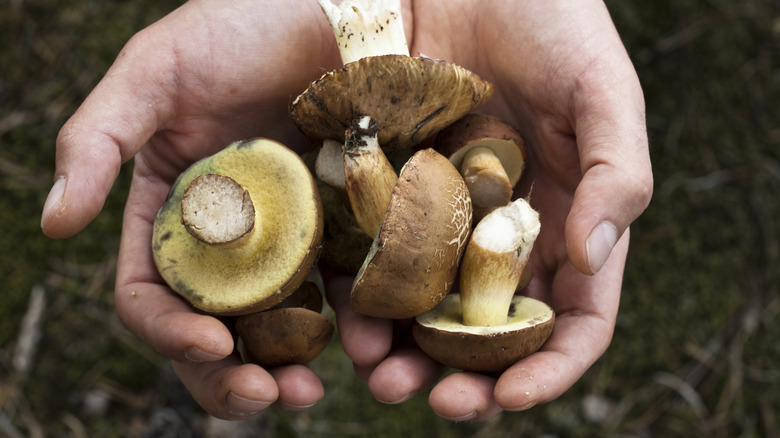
150;0;554;375
291;0;555;372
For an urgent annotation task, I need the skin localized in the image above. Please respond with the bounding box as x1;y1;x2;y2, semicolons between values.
41;0;652;421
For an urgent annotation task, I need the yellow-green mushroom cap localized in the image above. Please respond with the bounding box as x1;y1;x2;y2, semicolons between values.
152;138;323;316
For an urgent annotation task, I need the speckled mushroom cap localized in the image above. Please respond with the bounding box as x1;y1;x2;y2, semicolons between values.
152;138;323;316
349;148;472;319
290;55;494;151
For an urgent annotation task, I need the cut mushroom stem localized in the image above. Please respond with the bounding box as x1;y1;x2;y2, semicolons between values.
343;116;398;237
460;146;514;219
181;174;256;248
317;0;409;64
459;197;540;327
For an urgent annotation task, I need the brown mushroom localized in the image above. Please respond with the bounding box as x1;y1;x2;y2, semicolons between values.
412;198;554;373
236;281;334;368
435;113;528;220
151;138;323;316
350;148;472;319
236;308;334;368
291;0;494;152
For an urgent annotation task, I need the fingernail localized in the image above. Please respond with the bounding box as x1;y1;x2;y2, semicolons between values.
377;391;417;405
439;411;477;422
184;346;225;363
226;392;273;417
515;402;536;411
41;176;66;227
586;221;618;274
276;400;318;411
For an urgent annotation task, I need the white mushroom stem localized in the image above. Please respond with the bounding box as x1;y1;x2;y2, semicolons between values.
317;0;410;64
459;198;540;327
460;146;513;221
315;139;347;191
343;116;398;237
181;174;256;248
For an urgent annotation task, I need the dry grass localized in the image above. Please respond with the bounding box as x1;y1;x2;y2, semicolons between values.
1;0;778;436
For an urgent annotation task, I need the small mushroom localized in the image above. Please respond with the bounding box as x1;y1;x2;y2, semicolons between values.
350;148;472;319
435;113;528;220
152;138;324;316
236;282;334;368
412;198;554;373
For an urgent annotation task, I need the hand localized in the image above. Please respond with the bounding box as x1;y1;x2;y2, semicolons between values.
41;0;652;422
327;0;653;421
41;0;344;419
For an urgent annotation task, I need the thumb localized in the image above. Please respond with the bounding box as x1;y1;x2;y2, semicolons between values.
41;34;169;239
565;82;653;275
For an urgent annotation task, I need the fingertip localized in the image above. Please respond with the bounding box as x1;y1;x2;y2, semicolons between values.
270;364;325;411
171;359;279;420
41;174;108;239
367;346;442;404
429;372;501;422
221;364;279;418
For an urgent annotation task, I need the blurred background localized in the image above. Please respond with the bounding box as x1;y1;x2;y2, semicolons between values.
1;0;778;436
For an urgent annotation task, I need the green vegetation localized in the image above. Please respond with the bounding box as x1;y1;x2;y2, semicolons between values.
1;0;778;436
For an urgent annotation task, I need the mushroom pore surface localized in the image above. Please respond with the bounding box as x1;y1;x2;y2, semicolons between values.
152;139;323;316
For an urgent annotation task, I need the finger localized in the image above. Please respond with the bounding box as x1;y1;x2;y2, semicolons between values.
323;271;393;366
269;364;325;411
171;356;278;420
367;345;443;404
41;26;175;239
428;373;503;422
565;65;653;275
495;235;628;410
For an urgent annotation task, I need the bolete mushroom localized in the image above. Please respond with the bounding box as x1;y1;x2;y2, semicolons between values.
435;113;528;220
290;0;494;152
152;138;323;316
350;148;472;319
412;198;554;373
236;281;334;368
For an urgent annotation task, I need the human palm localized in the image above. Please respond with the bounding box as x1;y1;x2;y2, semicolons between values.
42;0;651;421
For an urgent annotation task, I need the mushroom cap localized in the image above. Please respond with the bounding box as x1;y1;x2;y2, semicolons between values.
236;307;334;368
290;55;494;151
435;113;527;187
274;281;324;313
350;148;472;319
152;138;323;316
413;294;554;373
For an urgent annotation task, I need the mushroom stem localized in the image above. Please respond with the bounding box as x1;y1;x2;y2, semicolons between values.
459;198;540;327
343;116;398;237
317;0;410;64
181;174;256;248
315;139;347;191
460;146;514;221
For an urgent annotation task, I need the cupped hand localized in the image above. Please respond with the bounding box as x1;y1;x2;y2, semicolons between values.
41;0;652;422
328;0;653;421
41;0;344;419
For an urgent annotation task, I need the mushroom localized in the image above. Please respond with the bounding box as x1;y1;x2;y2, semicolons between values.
291;0;494;152
342;116;398;237
312;137;415;273
236;281;334;368
350;148;472;319
152;138;324;316
412;198;554;373
435;113;528;220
